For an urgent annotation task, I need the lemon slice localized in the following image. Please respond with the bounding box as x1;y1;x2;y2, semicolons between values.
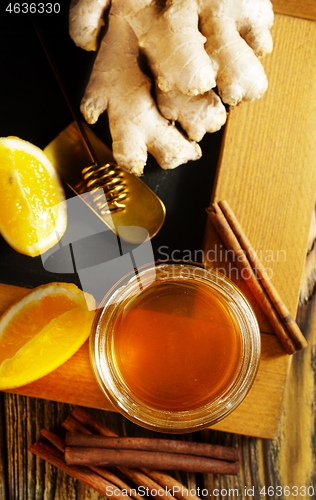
0;136;67;256
0;283;95;389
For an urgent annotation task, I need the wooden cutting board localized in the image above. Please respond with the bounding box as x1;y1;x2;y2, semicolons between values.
203;9;316;437
2;6;316;440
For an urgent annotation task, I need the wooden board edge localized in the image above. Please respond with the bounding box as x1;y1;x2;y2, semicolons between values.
272;0;316;22
1;328;290;440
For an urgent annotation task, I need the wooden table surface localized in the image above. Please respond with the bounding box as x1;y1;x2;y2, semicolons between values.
1;283;315;500
1;2;316;499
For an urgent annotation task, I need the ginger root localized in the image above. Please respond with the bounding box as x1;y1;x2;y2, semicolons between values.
69;0;273;175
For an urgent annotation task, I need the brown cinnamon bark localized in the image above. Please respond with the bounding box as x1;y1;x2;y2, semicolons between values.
64;447;239;475
71;406;116;437
67;407;237;498
140;469;199;500
40;428;143;500
41;429;65;451
62;414;177;500
218;199;307;351
65;434;240;462
29;442;129;500
208;202;300;354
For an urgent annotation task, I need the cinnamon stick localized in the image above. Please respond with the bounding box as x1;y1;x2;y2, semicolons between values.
64;447;239;475
29;442;129;500
41;428;66;452
65;434;240;462
40;428;143;500
68;407;239;494
140;469;199;500
208;202;305;354
71;405;116;437
218;199;307;351
62;413;177;500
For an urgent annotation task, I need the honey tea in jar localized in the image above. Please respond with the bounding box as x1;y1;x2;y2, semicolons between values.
90;262;260;433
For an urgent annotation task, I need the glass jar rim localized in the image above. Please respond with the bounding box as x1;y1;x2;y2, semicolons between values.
90;261;261;433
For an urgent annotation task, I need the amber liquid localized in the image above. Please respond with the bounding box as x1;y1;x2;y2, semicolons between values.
112;280;243;411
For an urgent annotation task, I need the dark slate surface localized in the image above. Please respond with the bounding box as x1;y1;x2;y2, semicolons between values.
0;5;223;292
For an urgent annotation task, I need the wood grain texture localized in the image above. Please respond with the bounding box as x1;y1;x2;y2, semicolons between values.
1;396;124;500
201;288;316;500
202;13;316;440
204;14;316;320
0;282;287;439
300;200;316;303
1;10;316;500
265;294;316;498
0;292;315;498
3;14;316;441
272;0;316;21
0;394;8;499
2;296;315;500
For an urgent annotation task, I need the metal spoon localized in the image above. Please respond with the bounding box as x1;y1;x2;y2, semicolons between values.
32;14;166;244
44;122;166;244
